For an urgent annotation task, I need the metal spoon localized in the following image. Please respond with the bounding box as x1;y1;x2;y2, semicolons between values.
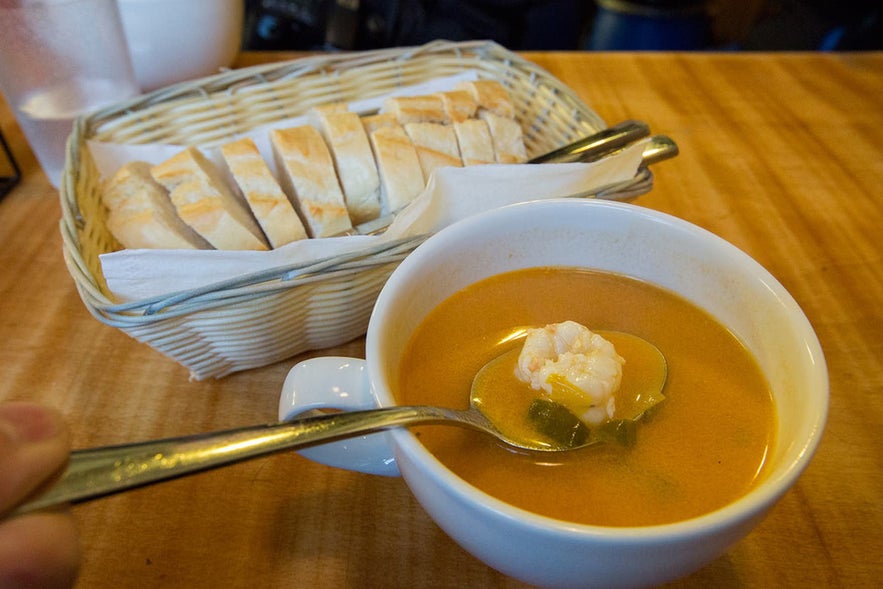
13;334;666;517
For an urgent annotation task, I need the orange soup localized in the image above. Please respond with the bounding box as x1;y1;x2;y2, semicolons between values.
396;267;776;527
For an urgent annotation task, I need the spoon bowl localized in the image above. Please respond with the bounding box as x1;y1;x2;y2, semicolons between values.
13;333;665;516
471;330;668;451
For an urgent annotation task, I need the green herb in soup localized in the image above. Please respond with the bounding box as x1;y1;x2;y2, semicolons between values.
528;399;644;448
396;267;776;527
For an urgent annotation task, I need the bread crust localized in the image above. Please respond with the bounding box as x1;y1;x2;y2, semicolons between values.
453;119;496;166
436;90;478;123
150;147;268;250
220;138;308;248
103;161;212;250
270;126;353;238
361;113;398;135
312;108;382;225
368;124;425;213
456;80;517;119
382;95;447;125
404;122;462;179
479;111;529;164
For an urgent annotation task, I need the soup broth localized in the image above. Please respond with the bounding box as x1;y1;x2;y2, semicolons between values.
396;267;776;527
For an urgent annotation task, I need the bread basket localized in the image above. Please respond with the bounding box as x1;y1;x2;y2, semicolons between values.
59;40;658;379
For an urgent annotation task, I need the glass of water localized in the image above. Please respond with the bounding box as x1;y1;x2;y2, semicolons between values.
0;0;140;188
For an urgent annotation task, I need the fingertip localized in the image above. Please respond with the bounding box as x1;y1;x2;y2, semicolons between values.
0;402;69;446
0;511;80;589
0;402;71;514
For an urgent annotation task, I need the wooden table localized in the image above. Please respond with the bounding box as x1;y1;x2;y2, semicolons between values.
1;51;881;588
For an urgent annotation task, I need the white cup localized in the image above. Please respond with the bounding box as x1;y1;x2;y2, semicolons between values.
0;0;140;188
279;199;828;588
118;0;244;92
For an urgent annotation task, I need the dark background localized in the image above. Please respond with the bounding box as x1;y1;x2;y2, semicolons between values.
241;0;882;52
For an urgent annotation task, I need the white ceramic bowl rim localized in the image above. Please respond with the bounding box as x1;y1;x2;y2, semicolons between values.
372;198;829;541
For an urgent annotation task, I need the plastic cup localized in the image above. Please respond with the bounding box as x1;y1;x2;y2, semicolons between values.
0;0;140;188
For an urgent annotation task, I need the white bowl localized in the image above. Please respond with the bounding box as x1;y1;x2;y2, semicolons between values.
282;199;829;588
378;199;829;587
118;0;244;92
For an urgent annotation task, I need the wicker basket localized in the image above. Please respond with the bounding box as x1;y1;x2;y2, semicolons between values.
59;40;655;379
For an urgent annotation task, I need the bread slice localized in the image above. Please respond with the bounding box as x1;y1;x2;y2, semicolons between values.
404;122;462;179
311;107;382;225
361;113;398;135
479;111;528;164
368;124;425;213
150;147;269;250
220;137;307;248
436;90;477;123
456;80;517;119
103;161;211;250
453;119;496;166
382;95;447;125
312;102;348;116
270;125;353;238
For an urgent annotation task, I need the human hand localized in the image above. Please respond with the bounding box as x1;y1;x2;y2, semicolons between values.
0;402;80;589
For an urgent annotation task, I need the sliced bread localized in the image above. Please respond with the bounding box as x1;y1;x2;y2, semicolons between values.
436;90;477;123
404;122;462;179
270;125;353;238
382;95;447;125
103;161;211;250
311;107;382;225
456;80;517;119
453;119;496;166
479;111;528;164
150;147;268;250
220;137;308;248
368;124;425;214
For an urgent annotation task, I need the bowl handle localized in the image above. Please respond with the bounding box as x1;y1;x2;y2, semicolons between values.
278;357;401;477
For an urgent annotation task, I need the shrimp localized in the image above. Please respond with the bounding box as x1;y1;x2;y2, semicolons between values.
514;321;625;426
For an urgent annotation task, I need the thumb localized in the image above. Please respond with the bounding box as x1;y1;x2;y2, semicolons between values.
0;403;71;515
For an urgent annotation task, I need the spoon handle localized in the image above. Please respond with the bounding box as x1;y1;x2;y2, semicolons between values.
527;120;650;164
12;406;457;517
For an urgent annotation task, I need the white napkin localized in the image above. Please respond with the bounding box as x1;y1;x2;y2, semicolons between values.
100;143;646;302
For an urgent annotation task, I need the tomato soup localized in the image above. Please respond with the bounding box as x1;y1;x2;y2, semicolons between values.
396;267;776;527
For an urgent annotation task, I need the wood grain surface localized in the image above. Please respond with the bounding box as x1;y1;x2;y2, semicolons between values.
0;50;880;588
